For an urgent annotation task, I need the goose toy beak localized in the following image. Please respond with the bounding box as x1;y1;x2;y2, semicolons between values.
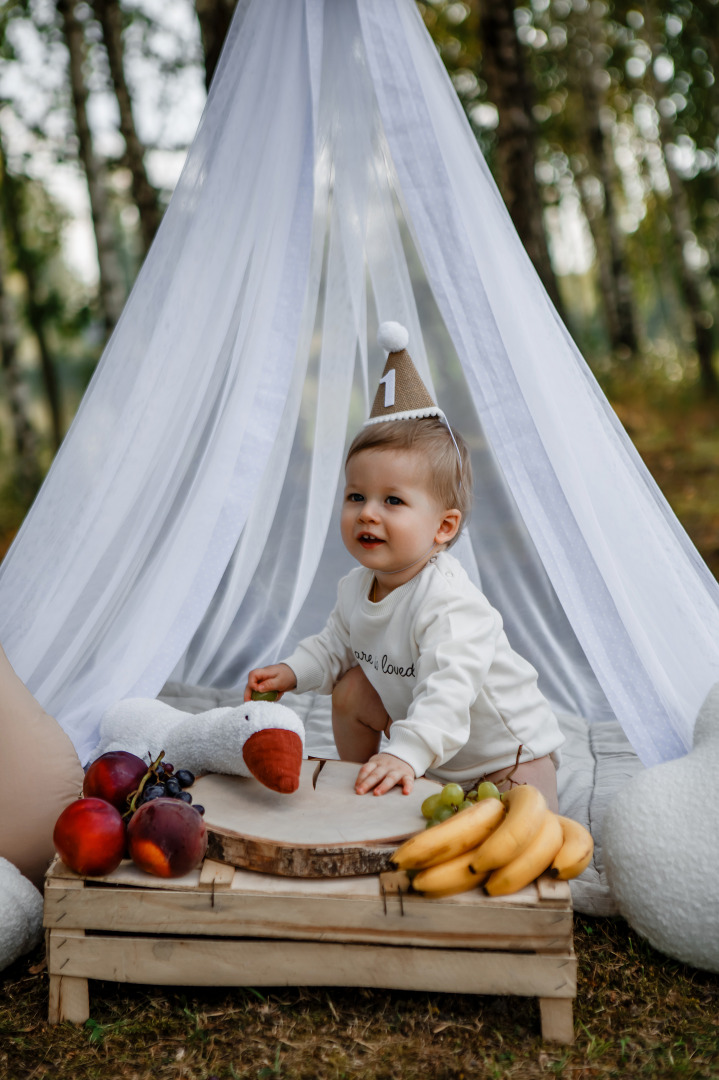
242;727;304;793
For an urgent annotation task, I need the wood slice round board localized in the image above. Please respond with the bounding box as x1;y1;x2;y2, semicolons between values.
192;760;441;877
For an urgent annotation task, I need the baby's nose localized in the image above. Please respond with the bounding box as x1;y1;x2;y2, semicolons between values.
358;501;380;521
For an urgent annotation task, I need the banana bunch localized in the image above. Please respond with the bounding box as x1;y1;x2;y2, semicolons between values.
390;785;593;899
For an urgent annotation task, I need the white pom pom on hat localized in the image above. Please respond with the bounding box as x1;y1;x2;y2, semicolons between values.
377;321;409;353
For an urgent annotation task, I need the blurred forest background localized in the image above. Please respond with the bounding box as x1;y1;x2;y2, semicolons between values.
0;0;718;573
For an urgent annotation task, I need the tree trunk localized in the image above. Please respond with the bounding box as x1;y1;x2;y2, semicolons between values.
643;5;717;394
575;172;620;351
57;0;126;334
194;0;237;90
479;0;566;318
0;143;64;449
91;0;162;255
661;153;717;394
0;221;42;501
575;15;638;356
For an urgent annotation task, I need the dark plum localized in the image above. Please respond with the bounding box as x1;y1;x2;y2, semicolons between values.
83;751;148;812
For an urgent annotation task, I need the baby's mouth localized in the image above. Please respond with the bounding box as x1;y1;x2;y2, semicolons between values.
358;534;385;548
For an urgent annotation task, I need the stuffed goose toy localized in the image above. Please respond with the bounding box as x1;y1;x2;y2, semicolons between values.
93;697;305;794
603;682;719;973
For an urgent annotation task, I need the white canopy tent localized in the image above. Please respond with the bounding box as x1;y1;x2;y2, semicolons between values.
1;0;718;767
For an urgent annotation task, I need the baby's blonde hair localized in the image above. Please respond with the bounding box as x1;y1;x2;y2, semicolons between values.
345;418;472;548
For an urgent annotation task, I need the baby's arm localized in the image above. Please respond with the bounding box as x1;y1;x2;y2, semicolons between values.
244;575;358;703
244;663;297;702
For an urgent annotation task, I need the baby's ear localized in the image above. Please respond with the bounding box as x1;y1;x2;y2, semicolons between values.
436;509;461;544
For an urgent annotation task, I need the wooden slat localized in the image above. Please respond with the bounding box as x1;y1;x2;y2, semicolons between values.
379;870;412;895
47;929;90;1025
46;858;86;885
48;861;569;904
536;875;572;903
43;879;572;950
539;997;575;1043
47;933;576;999
199;860;236;888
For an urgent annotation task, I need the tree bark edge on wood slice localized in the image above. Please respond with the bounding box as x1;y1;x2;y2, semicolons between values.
206;832;397;877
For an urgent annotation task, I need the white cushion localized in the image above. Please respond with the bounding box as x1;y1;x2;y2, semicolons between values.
0;859;43;973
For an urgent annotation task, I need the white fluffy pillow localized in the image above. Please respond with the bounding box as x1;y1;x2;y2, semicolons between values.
603;683;719;972
0;859;43;973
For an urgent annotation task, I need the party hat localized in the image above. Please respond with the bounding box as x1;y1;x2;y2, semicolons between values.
366;322;445;425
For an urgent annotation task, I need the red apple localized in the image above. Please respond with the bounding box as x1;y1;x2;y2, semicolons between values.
127;798;207;878
83;750;148;812
53;798;126;877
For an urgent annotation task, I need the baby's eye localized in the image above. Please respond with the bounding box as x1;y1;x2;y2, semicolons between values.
386;496;403;506
347;492;364;503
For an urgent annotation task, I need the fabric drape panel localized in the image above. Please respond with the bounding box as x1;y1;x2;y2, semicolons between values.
0;2;315;761
0;0;717;769
358;0;719;763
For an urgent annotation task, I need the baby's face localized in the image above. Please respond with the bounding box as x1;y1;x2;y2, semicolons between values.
341;448;458;586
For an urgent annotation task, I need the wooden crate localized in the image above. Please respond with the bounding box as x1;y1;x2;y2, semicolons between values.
44;857;576;1044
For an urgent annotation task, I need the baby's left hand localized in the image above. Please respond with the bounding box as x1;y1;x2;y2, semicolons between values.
355;753;415;796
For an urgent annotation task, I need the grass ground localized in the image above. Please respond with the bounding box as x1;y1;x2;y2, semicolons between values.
606;375;719;580
1;375;719;1079
2;914;719;1080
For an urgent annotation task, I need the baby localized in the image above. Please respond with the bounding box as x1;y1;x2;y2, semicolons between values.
245;417;564;809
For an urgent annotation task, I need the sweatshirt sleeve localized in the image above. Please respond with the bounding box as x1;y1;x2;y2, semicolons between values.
384;587;502;777
280;574;358;694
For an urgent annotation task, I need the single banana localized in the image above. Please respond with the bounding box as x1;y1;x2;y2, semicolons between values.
469;784;547;874
484;811;564;896
412;848;489;898
391;796;505;871
550;815;594;880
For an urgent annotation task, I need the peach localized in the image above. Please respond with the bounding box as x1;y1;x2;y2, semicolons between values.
127;798;207;878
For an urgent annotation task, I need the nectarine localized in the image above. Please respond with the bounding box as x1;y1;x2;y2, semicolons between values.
53;798;126;877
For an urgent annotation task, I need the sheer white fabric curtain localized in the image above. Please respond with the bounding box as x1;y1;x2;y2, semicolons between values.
1;0;718;769
0;1;316;762
358;0;719;763
178;0;719;765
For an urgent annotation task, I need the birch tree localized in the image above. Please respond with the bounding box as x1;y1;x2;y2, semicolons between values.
478;0;566;317
91;0;162;256
572;7;639;356
0;217;41;501
0;144;63;450
57;0;126;334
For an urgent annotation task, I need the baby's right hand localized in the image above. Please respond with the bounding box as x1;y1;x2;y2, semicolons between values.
244;663;297;702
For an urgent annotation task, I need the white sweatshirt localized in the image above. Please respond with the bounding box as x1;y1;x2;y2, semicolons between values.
282;552;564;784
